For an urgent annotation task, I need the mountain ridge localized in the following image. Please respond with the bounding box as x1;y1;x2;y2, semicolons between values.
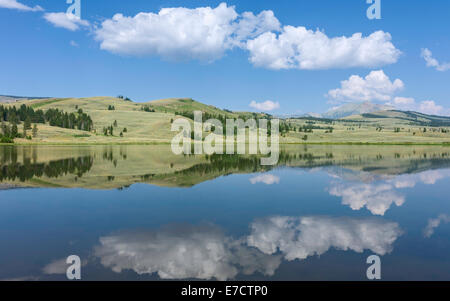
321;102;395;119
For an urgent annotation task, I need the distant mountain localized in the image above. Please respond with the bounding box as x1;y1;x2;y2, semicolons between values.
303;112;323;118
0;95;49;103
322;102;394;119
348;110;450;127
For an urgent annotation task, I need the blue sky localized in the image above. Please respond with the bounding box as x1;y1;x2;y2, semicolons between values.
1;0;449;115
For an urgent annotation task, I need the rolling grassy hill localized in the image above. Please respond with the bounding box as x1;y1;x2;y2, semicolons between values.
2;97;450;144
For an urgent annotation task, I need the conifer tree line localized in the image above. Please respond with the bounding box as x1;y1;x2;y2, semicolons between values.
0;104;93;133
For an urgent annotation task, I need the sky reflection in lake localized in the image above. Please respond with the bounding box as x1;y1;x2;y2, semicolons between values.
0;145;449;280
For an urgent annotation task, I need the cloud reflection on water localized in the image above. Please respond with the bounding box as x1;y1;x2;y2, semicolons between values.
327;168;450;215
94;216;402;280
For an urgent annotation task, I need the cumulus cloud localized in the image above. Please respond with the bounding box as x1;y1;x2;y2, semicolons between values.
94;3;280;61
93;3;400;69
418;100;447;116
42;257;87;275
423;214;450;238
249;174;280;185
392;170;448;188
0;0;43;11
326;70;448;115
44;12;90;31
42;258;67;275
94;216;403;280
246;28;400;70
249;100;280;111
387;97;449;116
327;168;450;215
327;70;404;103
390;97;416;111
421;48;450;72
329;182;405;216
94;224;281;281
247;216;403;260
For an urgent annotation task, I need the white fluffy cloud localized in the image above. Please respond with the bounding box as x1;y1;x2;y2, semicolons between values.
246;28;401;70
327;168;450;215
42;257;87;275
249;174;280;185
94;225;281;280
0;0;43;11
418;100;447;116
423;214;450;238
94;216;402;280
392;170;448;188
327;70;449;116
44;12;90;31
93;3;400;69
247;216;403;260
249;100;280;111
94;3;280;61
421;48;450;72
388;97;449;116
329;182;405;216
390;97;416;111
42;258;67;275
327;70;404;103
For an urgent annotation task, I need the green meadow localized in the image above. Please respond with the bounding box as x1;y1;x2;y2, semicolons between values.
2;96;450;145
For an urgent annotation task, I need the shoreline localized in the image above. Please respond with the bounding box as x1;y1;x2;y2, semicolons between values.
2;141;450;146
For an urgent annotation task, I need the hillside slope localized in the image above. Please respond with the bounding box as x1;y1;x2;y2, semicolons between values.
2;97;450;144
5;97;270;144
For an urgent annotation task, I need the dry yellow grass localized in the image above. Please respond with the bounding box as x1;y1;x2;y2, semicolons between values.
4;97;450;145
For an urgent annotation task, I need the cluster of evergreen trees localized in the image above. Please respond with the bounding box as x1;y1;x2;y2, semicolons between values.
103;125;115;136
0;105;93;142
103;120;125;137
175;111;267;124
141;105;156;112
174;111;276;136
174;110;339;137
45;108;93;131
0;104;45;124
117;95;132;102
0;105;93;131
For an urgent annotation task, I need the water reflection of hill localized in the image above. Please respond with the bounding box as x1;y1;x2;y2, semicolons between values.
0;145;449;189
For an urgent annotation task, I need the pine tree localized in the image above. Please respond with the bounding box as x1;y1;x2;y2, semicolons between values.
11;122;18;138
3;123;10;137
24;116;32;130
32;124;38;137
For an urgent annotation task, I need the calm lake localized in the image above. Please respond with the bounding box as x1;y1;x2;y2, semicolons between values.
0;145;449;280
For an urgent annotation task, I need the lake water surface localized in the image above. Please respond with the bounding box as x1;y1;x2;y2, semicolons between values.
0;145;449;280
